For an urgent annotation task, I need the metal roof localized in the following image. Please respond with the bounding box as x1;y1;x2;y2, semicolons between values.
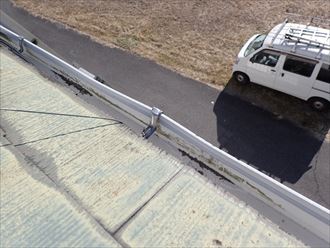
0;48;307;247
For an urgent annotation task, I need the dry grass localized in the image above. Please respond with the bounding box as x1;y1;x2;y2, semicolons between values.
12;0;330;87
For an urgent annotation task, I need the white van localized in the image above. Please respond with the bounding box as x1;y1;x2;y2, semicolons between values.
232;20;330;111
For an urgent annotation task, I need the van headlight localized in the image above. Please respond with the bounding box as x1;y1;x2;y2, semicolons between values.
235;57;240;64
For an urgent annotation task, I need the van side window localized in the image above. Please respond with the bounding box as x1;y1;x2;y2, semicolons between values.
316;63;330;83
251;50;280;67
283;56;316;77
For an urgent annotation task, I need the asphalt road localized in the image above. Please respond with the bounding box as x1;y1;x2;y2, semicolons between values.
1;0;329;209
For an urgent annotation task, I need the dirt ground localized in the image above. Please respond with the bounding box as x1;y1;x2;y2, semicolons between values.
10;0;330;138
11;0;330;87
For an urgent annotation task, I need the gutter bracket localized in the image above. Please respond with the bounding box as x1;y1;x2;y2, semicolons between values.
142;107;163;139
18;36;24;53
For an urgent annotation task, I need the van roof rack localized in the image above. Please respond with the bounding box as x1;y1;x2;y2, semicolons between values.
269;19;288;47
284;27;330;58
267;19;330;61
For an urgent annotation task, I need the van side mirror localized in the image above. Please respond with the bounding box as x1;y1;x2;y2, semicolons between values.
250;56;255;63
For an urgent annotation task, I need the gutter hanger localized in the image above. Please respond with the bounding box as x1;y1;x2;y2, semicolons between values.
142;107;163;139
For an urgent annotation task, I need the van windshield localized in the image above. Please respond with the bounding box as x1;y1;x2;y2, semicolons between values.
244;34;267;57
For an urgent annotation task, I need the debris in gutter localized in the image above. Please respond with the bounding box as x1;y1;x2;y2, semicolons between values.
52;70;92;96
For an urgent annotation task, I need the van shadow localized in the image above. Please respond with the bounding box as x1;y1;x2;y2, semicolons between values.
213;79;327;184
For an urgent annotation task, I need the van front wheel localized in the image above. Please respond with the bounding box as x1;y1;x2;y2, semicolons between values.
234;72;250;84
308;97;329;111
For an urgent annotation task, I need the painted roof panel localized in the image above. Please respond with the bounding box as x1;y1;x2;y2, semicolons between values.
0;142;121;247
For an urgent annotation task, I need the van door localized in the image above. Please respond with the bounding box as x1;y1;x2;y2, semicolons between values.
247;49;281;88
313;63;330;100
275;55;317;99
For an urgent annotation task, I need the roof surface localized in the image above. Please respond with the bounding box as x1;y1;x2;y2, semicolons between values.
0;48;305;247
264;22;330;62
